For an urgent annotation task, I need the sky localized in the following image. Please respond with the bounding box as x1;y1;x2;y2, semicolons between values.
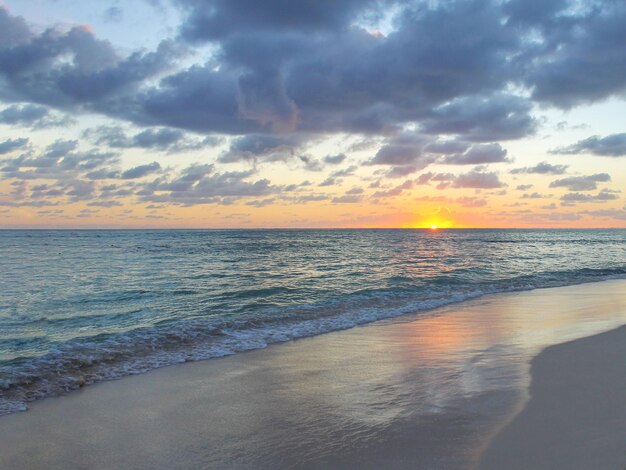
0;0;625;228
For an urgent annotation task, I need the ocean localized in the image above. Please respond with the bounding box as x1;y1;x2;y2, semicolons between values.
1;229;625;415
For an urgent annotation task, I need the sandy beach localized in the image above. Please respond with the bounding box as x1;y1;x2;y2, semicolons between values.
477;324;626;470
1;280;625;469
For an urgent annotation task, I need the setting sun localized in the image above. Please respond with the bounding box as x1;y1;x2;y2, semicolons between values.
431;225;438;230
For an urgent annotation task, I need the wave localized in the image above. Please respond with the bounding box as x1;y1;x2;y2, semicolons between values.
1;267;625;416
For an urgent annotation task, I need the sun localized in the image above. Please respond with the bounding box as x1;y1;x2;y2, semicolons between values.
430;225;438;230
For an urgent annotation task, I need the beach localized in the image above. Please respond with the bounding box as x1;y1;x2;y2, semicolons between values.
478;324;626;470
0;279;625;469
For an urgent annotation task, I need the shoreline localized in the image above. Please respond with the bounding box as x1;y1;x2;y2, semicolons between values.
477;325;626;469
3;274;625;417
1;280;625;468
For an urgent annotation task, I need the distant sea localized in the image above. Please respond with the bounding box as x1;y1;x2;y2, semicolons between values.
1;229;625;415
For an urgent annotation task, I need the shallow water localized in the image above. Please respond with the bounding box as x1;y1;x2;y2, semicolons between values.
1;229;625;414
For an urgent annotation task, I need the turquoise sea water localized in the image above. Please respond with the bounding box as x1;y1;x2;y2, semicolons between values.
1;229;625;414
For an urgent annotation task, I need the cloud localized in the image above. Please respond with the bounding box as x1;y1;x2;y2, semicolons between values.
441;143;508;165
1;1;625;142
385;164;426;178
0;7;181;108
551;133;626;157
451;170;505;189
372;180;413;198
323;154;347;165
414;172;455;186
413;170;504;189
176;0;379;41
520;2;626;108
424;139;470;154
137;167;278;205
521;192;552;199
120;162;161;179
511;162;568;175
331;194;363;204
421;94;537;141
549;174;611;191
87;199;123;207
368;133;432;166
2;1;626;220
219;134;302;163
560;189;620;204
245;198;275;207
0;137;28;154
86;126;180;149
84;126;218;153
0;103;72;128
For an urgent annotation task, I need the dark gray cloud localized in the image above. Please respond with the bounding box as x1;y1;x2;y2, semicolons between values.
0;7;181;109
323;154;347;165
424;140;470;154
138;168;277;205
298;155;323;172
413;170;504;189
511;161;568;175
414;172;455;186
420;94;536;142
86;126;181;149
0;1;624;142
385;164;425;178
549;173;611;191
551;133;626;157
176;0;381;41
121;162;161;179
0;103;71;128
1;1;624;144
441;143;508;165
220;134;302;163
520;2;626;108
367;133;433;166
84;126;219;153
0;137;28;154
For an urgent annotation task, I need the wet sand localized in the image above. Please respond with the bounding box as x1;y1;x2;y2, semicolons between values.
1;280;625;469
477;324;626;470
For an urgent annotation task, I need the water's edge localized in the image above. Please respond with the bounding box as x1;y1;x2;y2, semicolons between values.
2;273;625;417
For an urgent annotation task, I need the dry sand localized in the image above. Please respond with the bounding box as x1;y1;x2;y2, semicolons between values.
0;280;625;469
477;324;626;470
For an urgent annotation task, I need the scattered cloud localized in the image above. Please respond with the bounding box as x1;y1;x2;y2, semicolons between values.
549;174;611;191
0;137;28;154
551;133;626;157
441;143;508;165
511;162;568;175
